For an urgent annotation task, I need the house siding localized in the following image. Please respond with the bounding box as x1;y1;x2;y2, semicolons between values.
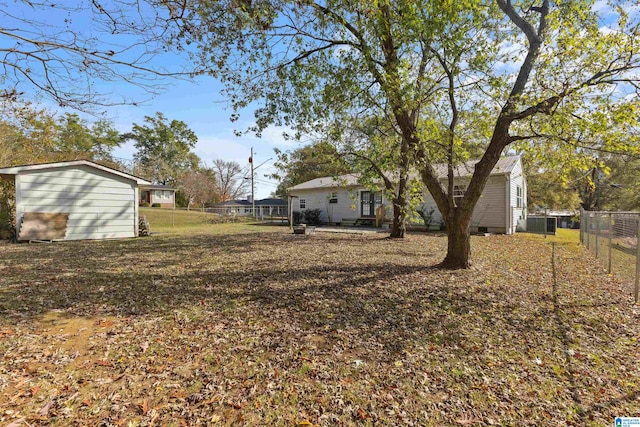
16;165;137;240
291;188;357;223
422;175;508;233
149;190;174;208
509;160;527;233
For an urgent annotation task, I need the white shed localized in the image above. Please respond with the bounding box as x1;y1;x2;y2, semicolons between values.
0;160;150;241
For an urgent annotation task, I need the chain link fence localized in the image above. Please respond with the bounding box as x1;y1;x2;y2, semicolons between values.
140;206;289;229
580;209;640;302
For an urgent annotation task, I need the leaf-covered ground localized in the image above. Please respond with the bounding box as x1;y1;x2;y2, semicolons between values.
1;226;639;426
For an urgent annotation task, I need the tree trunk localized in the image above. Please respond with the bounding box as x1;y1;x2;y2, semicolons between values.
440;210;472;269
390;200;406;238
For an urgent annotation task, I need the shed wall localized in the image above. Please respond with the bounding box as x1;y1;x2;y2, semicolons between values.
16;165;137;240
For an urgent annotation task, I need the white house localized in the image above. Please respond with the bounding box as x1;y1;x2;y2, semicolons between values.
287;155;527;234
0;160;150;241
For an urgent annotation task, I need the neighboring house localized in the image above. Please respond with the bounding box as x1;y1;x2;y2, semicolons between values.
287;155;527;234
0;160;150;241
256;198;289;217
209;198;253;215
209;197;288;217
140;184;176;209
530;209;579;229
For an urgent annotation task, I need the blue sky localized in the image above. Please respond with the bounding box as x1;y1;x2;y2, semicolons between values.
2;1;292;199
4;0;637;200
93;76;292;199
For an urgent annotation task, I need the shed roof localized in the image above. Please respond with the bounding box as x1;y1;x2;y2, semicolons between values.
0;160;151;185
287;156;521;192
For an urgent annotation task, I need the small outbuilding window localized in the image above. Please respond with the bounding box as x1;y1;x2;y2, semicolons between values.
300;198;306;209
516;185;523;208
329;192;338;204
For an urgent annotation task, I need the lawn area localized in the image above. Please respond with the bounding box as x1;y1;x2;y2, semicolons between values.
1;226;639;426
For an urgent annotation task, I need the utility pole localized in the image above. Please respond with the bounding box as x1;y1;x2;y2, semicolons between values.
250;147;255;217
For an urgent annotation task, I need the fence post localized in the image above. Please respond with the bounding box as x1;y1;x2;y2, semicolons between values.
633;216;640;304
172;208;175;227
608;213;613;274
580;210;583;244
544;208;548;239
595;213;600;258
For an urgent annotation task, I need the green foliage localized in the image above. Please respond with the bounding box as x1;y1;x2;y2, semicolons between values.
291;211;303;225
417;207;436;229
0;99;123;168
302;208;322;226
177;0;640;266
0;179;16;240
600;156;640;211
151;203;161;208
270;141;350;198
125;112;200;185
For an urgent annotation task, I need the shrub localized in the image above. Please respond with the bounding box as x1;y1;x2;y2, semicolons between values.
303;208;322;226
417;207;435;229
292;211;303;225
140;201;150;207
151;203;161;208
0;180;16;241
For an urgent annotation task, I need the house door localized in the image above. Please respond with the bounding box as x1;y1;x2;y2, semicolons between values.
361;191;382;217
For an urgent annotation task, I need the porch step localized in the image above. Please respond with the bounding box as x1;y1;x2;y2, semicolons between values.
340;218;376;227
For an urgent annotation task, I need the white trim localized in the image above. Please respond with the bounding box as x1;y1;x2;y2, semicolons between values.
0;160;151;185
505;174;511;235
15;174;23;238
134;182;140;237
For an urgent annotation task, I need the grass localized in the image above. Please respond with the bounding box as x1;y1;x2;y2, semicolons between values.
139;207;283;234
1;226;639;426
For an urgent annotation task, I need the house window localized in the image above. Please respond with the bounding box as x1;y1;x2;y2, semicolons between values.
329;192;338;204
453;185;466;199
516;185;523;208
299;198;306;209
163;190;172;200
155;190;162;199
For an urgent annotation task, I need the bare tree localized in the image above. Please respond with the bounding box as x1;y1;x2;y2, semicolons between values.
0;1;194;111
179;168;218;209
211;159;249;202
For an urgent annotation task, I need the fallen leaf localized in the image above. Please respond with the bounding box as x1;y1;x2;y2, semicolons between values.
357;407;369;420
140;398;149;415
5;418;26;427
39;399;53;416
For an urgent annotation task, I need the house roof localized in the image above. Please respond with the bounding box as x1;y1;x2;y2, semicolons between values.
287;156;521;192
213;199;252;206
286;174;361;191
256;198;288;206
212;198;288;207
431;155;521;179
0;160;151;185
141;184;176;191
